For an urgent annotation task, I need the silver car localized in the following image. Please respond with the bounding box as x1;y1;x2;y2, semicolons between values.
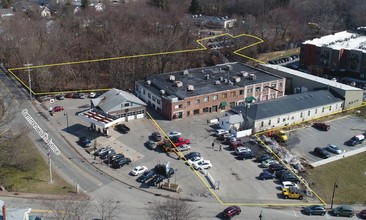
326;144;342;154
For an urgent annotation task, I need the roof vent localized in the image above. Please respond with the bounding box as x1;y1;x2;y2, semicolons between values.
219;77;224;81
183;70;189;75
160;90;165;95
224;79;228;84
205;74;210;80
175;81;183;87
169;75;175;81
147;80;151;85
187;84;194;91
240;71;249;77
228;81;234;85
233;76;241;83
214;80;221;85
249;73;256;80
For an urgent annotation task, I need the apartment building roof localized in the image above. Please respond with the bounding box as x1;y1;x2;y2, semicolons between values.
303;28;366;52
136;62;283;100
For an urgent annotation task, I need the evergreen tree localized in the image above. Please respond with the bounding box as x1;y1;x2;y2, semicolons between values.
81;0;90;9
189;0;202;14
2;0;11;9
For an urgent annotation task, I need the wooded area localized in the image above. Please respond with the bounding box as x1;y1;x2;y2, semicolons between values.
0;0;365;92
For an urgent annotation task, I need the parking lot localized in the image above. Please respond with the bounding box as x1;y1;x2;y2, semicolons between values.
44;96;366;206
285;116;366;165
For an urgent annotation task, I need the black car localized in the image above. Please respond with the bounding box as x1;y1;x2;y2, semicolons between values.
275;169;290;179
116;124;130;134
314;147;330;159
100;149;116;160
237;151;255;160
152;132;162;141
111;157;131;168
148;174;165;186
280;173;299;183
256;154;273;162
303;205;326;216
79;137;92;147
105;153;124;164
269;163;284;172
313;122;330;131
137;170;156;183
93;147;105;156
185;152;201;160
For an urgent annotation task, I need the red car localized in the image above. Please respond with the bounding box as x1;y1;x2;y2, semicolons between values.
222;206;241;219
229;141;244;150
53;106;64;112
313;122;330;131
172;137;190;147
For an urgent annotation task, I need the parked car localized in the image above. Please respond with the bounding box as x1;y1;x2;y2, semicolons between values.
234;146;250;155
53;106;64;112
303;205;326;216
79;93;87;99
326;144;342;154
313;122;330;131
110;153;124;163
359;209;366;219
131;166;148;176
282;186;304;200
100;149;116;160
88;92;97;98
79;137;92;147
259;171;275;180
193;160;212;170
172;137;190;147
167;131;181;138
136;170;155;183
103;152;119;164
281;181;298;190
256;154;273;162
331;205;354;217
186;156;203;166
215;129;228;136
73;93;81;98
116;124;130;134
275;169;291;179
237;151;255;160
269;163;284;172
152;132;162;141
65;93;75;98
217;133;233;141
154;164;174;178
222;206;241;219
146;140;157;150
314;147;330;159
176;144;191;152
280;173;299;183
229;141;244;150
56;94;65;100
185;152;201;160
111;157;131;168
93;147;111;156
346;135;365;146
149;174;165;186
261;159;278;168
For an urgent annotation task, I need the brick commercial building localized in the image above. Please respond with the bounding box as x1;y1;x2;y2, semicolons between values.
135;62;285;120
300;27;366;87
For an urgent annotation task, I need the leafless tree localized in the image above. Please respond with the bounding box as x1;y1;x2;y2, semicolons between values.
94;195;122;220
148;198;199;220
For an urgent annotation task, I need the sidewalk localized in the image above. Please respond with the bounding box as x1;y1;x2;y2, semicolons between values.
311;146;366;167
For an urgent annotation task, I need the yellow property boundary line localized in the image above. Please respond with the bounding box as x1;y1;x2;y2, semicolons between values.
7;33;265;96
146;102;366;207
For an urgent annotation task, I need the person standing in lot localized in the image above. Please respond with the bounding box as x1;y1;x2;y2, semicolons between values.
219;144;222;151
212;142;215;149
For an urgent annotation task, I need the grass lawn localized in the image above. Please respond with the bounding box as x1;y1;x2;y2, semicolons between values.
0;135;74;194
304;151;366;205
257;48;300;62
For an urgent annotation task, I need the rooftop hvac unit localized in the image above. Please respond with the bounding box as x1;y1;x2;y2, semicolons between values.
224;79;228;84
219;77;224;81
160;90;165;95
175;81;183;87
233;76;241;83
147;80;151;85
183;70;189;75
205;74;210;80
249;73;256;80
240;71;249;77
187;84;195;91
228;81;234;85
169;75;175;81
214;80;221;85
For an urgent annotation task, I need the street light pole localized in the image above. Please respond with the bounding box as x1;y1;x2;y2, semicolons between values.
330;179;338;209
64;112;69;132
24;63;33;100
175;168;177;184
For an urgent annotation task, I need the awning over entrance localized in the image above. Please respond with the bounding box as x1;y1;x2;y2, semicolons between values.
245;96;256;103
78;108;122;129
220;101;227;107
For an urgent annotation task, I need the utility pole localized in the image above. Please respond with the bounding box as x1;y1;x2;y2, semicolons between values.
48;152;53;184
24;63;33;100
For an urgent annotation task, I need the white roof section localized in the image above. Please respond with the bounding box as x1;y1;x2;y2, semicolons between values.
262;64;362;91
304;29;366;52
92;88;146;113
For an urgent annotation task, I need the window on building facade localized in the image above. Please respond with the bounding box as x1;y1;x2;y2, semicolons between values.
143;89;145;94
213;95;218;101
308;110;310;116
268;119;271;125
239;90;244;95
204;97;209;102
152;96;156;101
148;93;151;98
255;87;261;92
247;88;253;93
277;118;280;123
187;101;191;106
124;103;130;107
361;73;365;79
203;107;209;112
193;109;199;115
231;91;236;96
157;99;160;104
196;99;200;104
283;118;286;122
300;112;303;117
279;83;283;87
315;109;317;114
271;94;276;98
271;83;276;88
261;121;264;127
329;106;332;111
322;107;325;112
222;93;227;98
230;102;235;107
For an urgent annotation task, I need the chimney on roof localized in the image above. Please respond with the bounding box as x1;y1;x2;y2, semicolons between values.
2;205;6;220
